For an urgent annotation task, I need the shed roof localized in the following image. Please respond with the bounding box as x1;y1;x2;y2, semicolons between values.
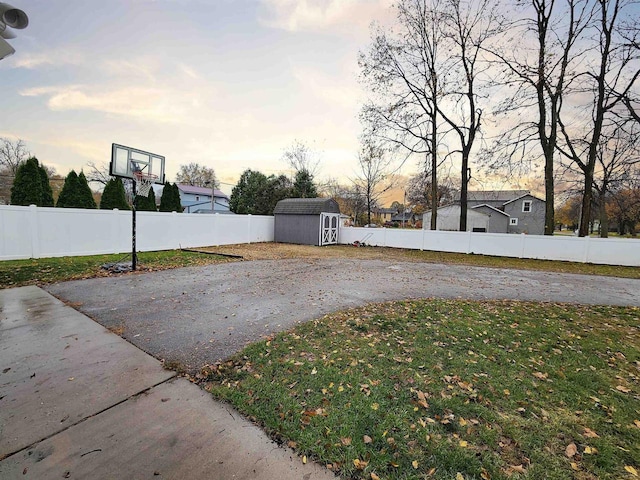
274;198;340;215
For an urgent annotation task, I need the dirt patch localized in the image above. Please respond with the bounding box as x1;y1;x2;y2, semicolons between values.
195;242;422;262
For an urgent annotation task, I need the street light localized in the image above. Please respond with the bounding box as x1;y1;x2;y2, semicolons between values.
0;3;29;61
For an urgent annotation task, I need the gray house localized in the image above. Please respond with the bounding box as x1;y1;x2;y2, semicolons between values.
502;193;545;234
424;190;545;234
274;198;340;246
470;204;510;233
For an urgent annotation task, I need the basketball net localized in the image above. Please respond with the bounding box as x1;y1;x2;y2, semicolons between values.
133;172;157;197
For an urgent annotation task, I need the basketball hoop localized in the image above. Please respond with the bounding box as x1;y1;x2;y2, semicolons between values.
133;171;158;197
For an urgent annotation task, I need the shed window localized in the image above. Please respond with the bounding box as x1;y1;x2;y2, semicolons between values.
522;200;532;212
510;218;518;225
195;196;200;201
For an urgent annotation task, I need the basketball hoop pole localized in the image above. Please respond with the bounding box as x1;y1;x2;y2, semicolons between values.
132;178;138;271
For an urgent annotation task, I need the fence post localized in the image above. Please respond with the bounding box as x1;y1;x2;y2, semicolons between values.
467;230;472;254
421;228;425;251
29;205;40;259
520;233;526;259
247;214;252;244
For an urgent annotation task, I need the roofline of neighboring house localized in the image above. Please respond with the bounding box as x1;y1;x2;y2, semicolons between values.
470;204;510;216
502;193;545;205
176;184;229;199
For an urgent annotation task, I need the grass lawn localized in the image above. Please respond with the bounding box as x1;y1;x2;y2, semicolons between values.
0;250;230;288
204;299;640;480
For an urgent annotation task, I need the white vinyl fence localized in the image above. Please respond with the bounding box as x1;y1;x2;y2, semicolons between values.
339;227;640;267
0;205;274;260
1;205;638;266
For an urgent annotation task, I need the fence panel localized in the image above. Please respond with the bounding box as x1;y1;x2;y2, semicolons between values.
0;205;274;260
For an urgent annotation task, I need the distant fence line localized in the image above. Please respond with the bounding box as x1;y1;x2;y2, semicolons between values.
0;205;274;260
1;205;638;266
338;227;640;267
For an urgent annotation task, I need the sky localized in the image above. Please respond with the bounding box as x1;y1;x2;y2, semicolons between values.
1;0;401;197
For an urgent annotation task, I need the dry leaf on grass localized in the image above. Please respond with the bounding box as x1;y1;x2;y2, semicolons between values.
565;442;578;458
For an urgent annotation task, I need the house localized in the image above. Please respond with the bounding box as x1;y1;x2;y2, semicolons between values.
423;204;498;232
274;198;340;246
390;209;419;226
373;207;397;223
502;193;546;234
423;190;546;234
464;190;530;209
177;184;230;213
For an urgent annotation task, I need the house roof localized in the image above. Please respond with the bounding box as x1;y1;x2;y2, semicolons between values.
273;198;340;215
177;184;229;199
471;204;510;216
502;193;545;205
461;190;530;202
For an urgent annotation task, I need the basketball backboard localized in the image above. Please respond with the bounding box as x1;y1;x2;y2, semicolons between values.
110;143;165;184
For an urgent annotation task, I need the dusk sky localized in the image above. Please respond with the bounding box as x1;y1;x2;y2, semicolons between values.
1;0;400;196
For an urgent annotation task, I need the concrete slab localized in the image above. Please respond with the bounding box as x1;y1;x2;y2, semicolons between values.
0;378;335;480
0;287;175;459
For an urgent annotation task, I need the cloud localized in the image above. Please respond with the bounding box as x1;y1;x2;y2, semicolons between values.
19;84;202;124
11;49;86;69
259;0;393;34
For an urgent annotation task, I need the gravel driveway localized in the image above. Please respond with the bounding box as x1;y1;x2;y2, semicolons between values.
46;258;640;373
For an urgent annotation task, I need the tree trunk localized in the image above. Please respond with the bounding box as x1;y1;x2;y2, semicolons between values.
459;160;468;232
430;133;437;230
544;151;555;235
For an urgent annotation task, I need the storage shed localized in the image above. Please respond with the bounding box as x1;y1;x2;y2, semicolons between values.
274;198;340;246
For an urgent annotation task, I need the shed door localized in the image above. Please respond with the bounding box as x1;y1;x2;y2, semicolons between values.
320;213;339;246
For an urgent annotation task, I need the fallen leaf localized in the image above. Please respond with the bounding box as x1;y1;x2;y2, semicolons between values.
427;467;436;476
616;385;631;393
565;443;577;458
302;455;307;464
311;367;317;375
533;371;548;380
583;446;597;454
363;435;372;444
459;440;468;448
371;403;379;411
340;437;352;446
570;462;579;471
353;459;368;470
625;466;638;477
370;473;381;480
583;427;599;438
412;460;419;469
634;420;640;428
481;469;491;480
456;473;465;480
509;465;526;474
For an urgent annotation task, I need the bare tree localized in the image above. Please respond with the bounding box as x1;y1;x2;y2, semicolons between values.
0;138;30;174
406;170;457;210
175;163;218;188
352;140;395;225
282;140;321;177
485;0;593;235
436;0;502;231
85;161;112;187
360;0;449;230
556;0;640;236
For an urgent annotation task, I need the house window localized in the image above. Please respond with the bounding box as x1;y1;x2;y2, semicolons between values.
510;218;518;226
195;196;200;201
522;200;532;212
